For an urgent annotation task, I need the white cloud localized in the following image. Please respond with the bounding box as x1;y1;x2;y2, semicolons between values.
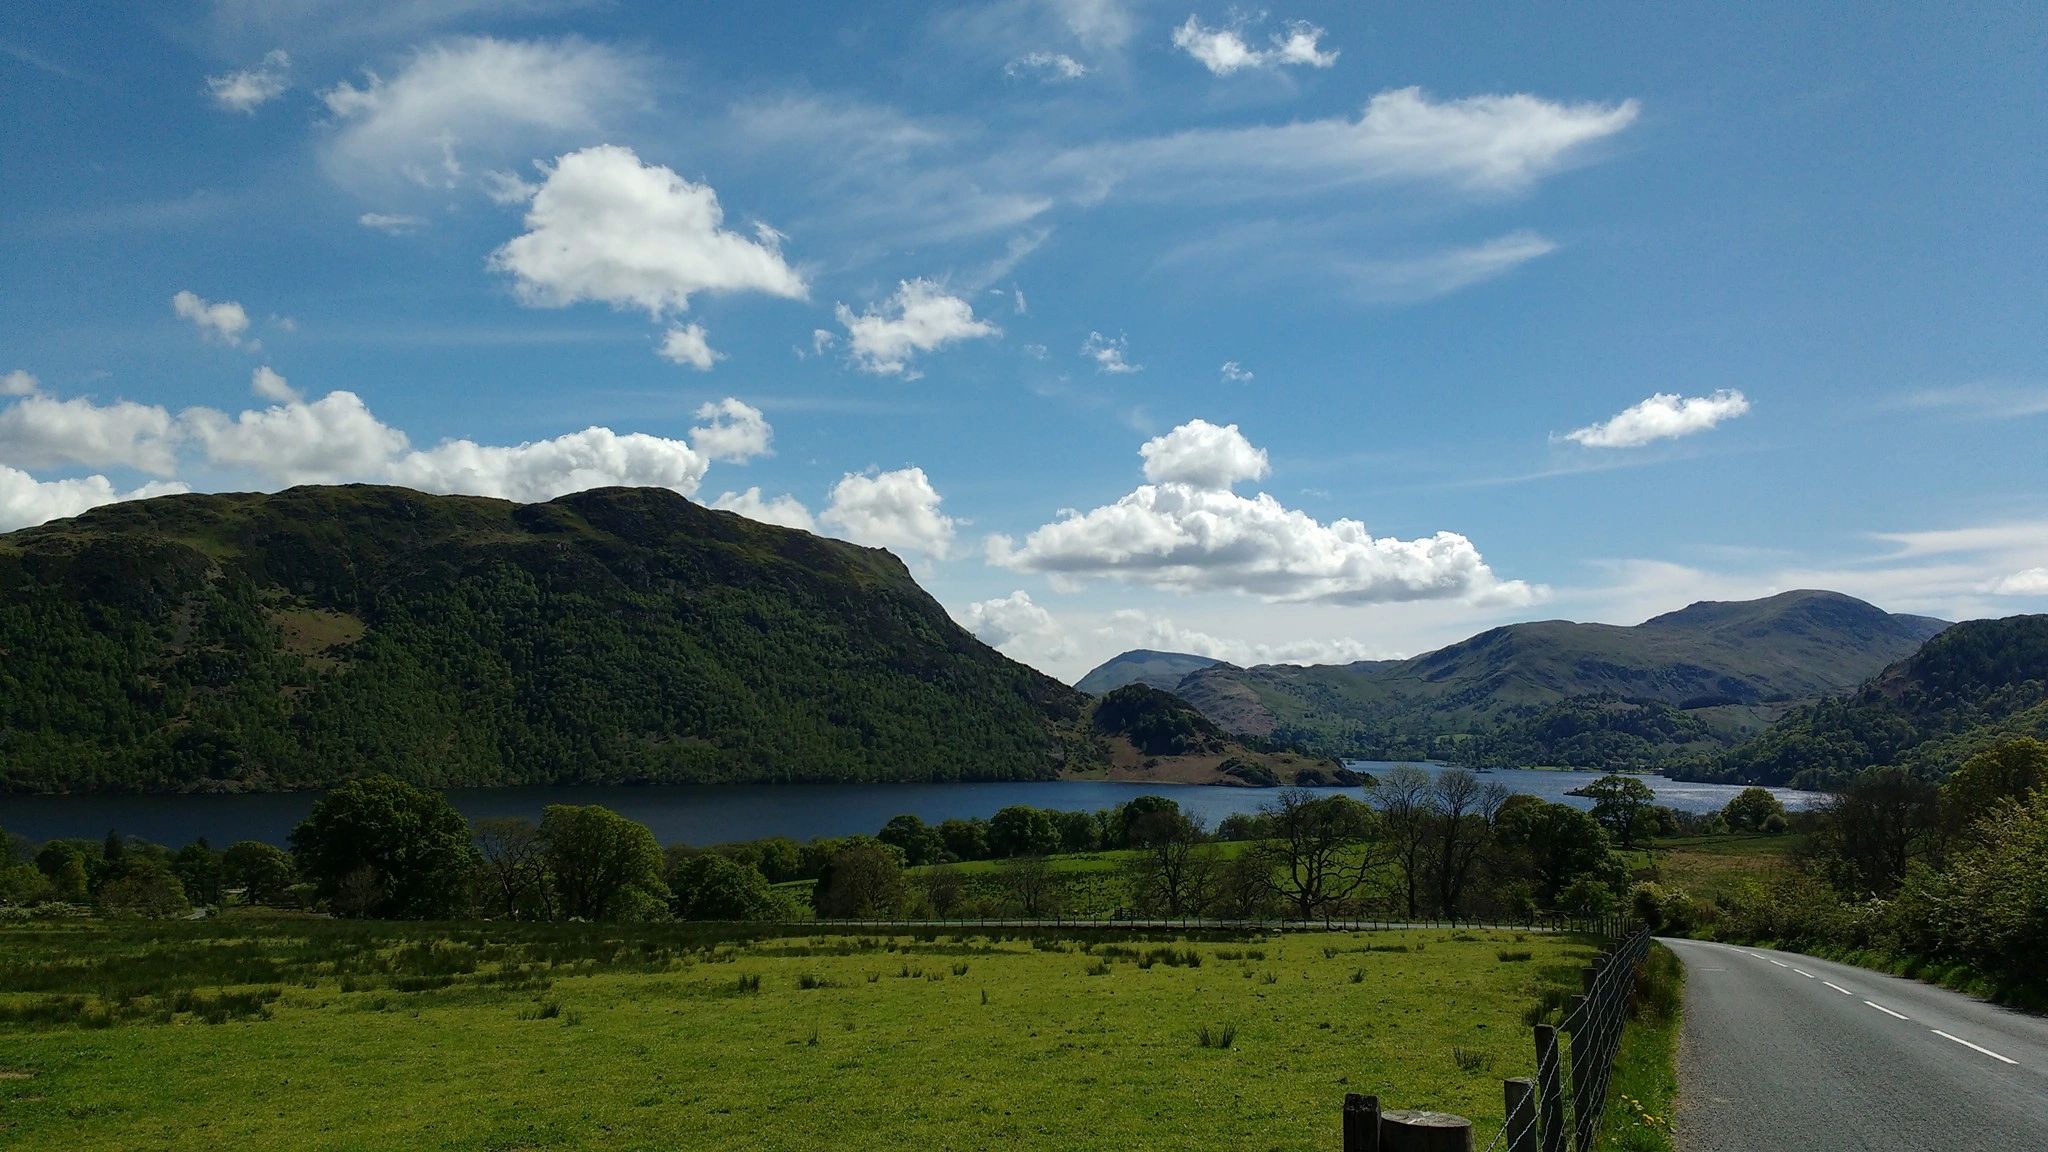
206;49;290;112
1;370;36;396
491;144;806;317
1895;382;2048;421
1100;609;1387;667
1171;15;1337;75
958;590;1075;664
250;365;298;401
172;290;251;346
821;467;957;556
835;279;999;377
320;36;648;189
1563;389;1751;449
1052;0;1133;49
1991;568;2048;597
387;427;708;502
688;398;771;462
1341;231;1558;302
1139;418;1268;488
184;391;411;484
1005;51;1088;81
658;324;722;371
1081;330;1139;373
1219;361;1253;383
709;487;816;532
358;211;425;234
0;467;188;533
0;392;181;475
989;419;1536;605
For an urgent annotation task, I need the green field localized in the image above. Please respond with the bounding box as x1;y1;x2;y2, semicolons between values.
0;918;1599;1151
1628;834;1801;903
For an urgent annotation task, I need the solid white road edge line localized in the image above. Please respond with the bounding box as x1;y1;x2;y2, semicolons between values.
1866;1000;1909;1020
1823;982;1854;995
1931;1030;2019;1066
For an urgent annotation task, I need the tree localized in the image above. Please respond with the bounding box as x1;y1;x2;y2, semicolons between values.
1940;738;2048;836
921;864;967;918
1495;799;1616;908
98;858;190;919
1114;796;1182;848
812;842;906;918
289;775;476;919
0;864;52;907
1581;775;1658;849
473;818;551;920
0;825;29;867
223;840;297;907
1125;808;1215;917
1722;787;1786;833
1000;856;1061;917
669;853;781;921
1373;765;1435;918
1815;767;1938;897
37;845;90;903
878;815;945;867
988;806;1062;858
1256;789;1387;920
937;818;988;862
537;805;670;921
1055;809;1101;853
1425;768;1509;918
172;840;223;905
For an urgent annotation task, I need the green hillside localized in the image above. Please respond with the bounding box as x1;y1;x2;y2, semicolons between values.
1073;649;1223;695
1699;614;2048;788
1171;590;1948;766
0;486;1091;793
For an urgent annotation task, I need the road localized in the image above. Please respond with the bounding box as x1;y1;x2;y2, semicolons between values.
1665;937;2048;1151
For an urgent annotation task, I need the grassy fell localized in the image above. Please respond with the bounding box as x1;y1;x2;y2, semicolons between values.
0;919;1598;1151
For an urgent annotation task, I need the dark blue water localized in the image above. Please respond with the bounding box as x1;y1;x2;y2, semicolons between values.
0;763;1821;848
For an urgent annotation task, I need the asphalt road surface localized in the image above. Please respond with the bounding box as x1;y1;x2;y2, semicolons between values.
1665;938;2048;1151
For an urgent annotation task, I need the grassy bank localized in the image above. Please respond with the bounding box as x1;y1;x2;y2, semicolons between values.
1595;942;1683;1152
0;918;1599;1151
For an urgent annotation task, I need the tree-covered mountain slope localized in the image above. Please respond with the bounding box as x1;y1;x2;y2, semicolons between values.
1169;591;1949;765
0;486;1092;793
1073;649;1223;695
1700;614;2048;789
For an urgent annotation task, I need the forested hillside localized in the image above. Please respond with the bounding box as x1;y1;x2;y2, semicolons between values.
1700;615;2048;788
1166;591;1948;766
0;486;1091;793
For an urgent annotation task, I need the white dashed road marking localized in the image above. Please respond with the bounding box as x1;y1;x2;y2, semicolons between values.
1932;1030;2019;1066
1866;1001;1909;1020
1769;960;1789;968
1823;982;1854;996
1792;968;1816;978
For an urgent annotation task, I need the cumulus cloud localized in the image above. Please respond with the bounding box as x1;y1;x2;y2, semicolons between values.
358;212;425;234
0;468;188;533
491;145;806;319
387;427;709;503
1170;15;1337;75
658;324;722;371
172;290;251;346
250;365;297;402
2;370;36;396
709;487;816;532
0;392;181;475
1081;330;1139;373
183;391;411;485
1562;389;1751;449
1991;568;2048;596
1005;51;1088;81
835;279;999;377
821;467;957;556
206;49;290;112
1139;418;1268;488
1220;361;1253;383
320;37;648;189
687;398;771;462
989;419;1535;605
1100;609;1388;667
958;590;1075;663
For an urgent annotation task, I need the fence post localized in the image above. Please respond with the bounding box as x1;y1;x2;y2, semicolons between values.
1503;1078;1537;1152
1534;1024;1564;1152
1379;1110;1473;1152
1565;994;1592;1152
1342;1092;1381;1152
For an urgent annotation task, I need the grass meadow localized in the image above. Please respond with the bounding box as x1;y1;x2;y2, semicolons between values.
0;917;1599;1151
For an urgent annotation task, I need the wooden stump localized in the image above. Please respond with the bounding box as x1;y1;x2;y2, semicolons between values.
1378;1109;1473;1152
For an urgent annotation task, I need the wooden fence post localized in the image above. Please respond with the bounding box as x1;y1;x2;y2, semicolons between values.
1379;1110;1472;1152
1534;1024;1564;1152
1566;994;1593;1152
1503;1078;1537;1152
1343;1093;1381;1152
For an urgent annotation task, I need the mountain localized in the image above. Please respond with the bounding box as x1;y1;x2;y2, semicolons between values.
1074;649;1224;695
0;486;1092;794
1701;614;2048;789
1072;683;1358;788
1170;591;1950;766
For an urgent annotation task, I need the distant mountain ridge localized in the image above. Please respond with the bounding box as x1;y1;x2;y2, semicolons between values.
1128;591;1949;767
1698;614;2048;788
0;485;1095;794
1074;649;1224;695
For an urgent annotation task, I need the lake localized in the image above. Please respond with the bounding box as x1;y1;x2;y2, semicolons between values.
0;762;1822;848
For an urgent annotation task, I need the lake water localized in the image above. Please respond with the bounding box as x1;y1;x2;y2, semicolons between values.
0;763;1822;848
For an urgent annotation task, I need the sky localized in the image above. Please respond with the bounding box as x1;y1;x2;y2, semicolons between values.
3;1;2046;683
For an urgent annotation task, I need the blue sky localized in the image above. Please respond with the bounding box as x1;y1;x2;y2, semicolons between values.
3;1;2045;681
